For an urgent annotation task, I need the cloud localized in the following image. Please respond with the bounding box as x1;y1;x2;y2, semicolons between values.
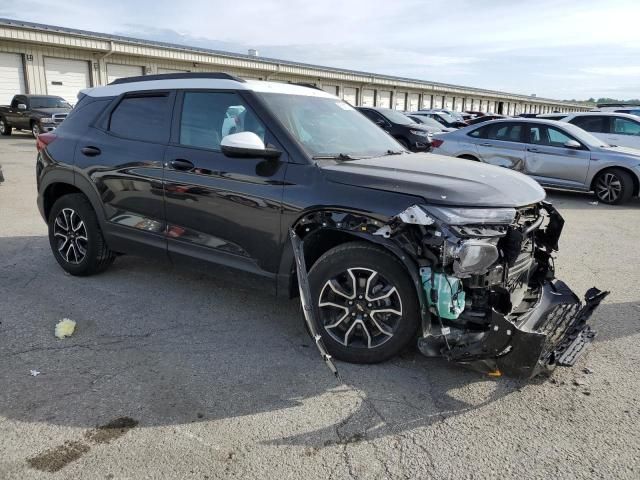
582;66;640;76
2;0;640;99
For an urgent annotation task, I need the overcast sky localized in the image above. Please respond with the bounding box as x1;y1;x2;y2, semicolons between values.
2;0;639;100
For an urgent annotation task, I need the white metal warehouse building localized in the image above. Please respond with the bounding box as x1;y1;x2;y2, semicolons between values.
0;18;591;114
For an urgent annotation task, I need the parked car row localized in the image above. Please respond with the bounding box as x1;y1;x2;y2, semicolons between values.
33;72;609;378
430;118;640;204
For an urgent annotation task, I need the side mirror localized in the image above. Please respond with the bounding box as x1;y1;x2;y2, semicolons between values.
564;139;582;149
220;132;281;159
17;103;27;110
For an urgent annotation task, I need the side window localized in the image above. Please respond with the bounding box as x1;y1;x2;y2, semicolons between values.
179;92;265;150
612;117;640;136
468;125;488;138
487;123;523;142
529;125;544;144
546;127;575;147
570;116;607;133
109;94;172;143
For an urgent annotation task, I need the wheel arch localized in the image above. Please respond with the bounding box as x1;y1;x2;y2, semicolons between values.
590;166;639;197
41;173;108;225
279;208;428;324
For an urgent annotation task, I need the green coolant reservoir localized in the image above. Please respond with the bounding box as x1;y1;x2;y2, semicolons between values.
421;267;465;320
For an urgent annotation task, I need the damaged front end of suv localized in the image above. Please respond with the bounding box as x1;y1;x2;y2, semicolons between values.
293;201;608;379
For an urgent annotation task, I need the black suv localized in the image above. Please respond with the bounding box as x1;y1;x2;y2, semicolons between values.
356;106;432;151
36;73;606;377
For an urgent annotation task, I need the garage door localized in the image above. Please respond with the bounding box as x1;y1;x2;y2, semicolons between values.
421;95;433;109
362;89;374;106
408;93;419;112
0;52;26;105
157;67;188;74
322;85;338;96
342;87;357;105
444;96;454;109
394;92;406;111
107;64;144;83
44;57;90;104
377;91;391;108
433;96;443;109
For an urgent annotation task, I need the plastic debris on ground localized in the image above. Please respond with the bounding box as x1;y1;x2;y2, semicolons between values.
55;318;77;339
589;201;599;205
30;370;41;377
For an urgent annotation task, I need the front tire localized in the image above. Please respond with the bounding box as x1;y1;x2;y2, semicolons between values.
593;169;634;205
31;122;41;137
48;193;115;276
0;117;11;136
308;242;419;364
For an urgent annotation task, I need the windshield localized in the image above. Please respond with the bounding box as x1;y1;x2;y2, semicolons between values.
412;115;445;129
435;112;457;123
561;122;610;148
30;97;71;109
257;93;402;158
376;108;413;125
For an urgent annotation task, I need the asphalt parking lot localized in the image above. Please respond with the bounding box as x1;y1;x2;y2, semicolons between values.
1;133;639;479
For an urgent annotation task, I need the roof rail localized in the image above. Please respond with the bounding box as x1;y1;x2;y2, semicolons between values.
109;72;246;85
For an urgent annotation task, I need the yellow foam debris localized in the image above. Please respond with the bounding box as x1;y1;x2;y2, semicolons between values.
55;318;76;339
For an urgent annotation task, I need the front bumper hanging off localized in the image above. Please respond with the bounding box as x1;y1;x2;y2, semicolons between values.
443;282;609;378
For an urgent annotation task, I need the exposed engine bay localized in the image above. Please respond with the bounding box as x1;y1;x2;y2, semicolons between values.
292;201;608;379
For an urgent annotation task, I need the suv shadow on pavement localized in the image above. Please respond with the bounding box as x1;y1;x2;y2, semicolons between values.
0;235;635;447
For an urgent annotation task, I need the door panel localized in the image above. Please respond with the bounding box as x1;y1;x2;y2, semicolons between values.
524;124;591;188
75;92;174;253
475;123;527;170
164;91;286;275
607;117;640;149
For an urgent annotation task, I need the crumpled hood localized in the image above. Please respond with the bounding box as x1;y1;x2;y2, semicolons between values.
320;153;546;207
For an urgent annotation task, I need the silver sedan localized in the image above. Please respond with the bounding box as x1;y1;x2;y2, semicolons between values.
431;118;640;204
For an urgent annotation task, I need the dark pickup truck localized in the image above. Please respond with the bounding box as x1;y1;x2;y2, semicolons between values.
0;94;71;137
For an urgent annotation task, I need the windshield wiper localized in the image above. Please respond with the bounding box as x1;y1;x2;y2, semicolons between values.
312;153;359;161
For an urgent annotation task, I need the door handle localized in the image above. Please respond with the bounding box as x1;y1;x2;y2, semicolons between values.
169;159;194;171
81;146;101;157
479;142;492;146
527;148;540;152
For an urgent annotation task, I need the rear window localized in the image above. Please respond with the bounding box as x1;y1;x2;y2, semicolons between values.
109;94;172;143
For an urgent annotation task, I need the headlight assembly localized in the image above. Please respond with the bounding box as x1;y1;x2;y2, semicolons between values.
451;240;499;277
426;206;516;225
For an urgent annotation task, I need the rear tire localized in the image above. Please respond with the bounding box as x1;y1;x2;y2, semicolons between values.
0;117;11;136
48;193;115;276
593;169;634;205
308;242;419;364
